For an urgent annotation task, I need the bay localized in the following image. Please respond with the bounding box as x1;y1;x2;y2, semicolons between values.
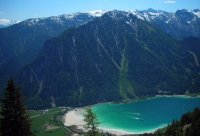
92;96;200;134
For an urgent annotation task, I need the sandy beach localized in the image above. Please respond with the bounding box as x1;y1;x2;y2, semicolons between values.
63;108;130;135
63;108;154;135
63;108;86;130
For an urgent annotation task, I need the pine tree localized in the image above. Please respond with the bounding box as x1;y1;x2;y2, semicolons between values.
0;80;33;136
84;108;99;136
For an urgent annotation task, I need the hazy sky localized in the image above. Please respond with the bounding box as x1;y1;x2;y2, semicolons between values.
0;0;200;21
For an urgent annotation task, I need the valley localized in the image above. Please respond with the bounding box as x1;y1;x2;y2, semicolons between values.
29;95;200;136
0;2;200;135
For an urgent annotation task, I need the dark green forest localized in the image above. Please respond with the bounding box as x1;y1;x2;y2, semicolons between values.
0;80;33;136
141;107;200;136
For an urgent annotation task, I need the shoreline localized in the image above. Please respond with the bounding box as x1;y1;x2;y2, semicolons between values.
63;107;168;135
155;94;200;98
98;123;168;135
63;94;200;135
63;108;86;130
94;94;200;107
121;94;200;104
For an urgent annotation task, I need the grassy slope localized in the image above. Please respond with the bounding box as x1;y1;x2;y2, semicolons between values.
119;45;136;99
28;107;72;136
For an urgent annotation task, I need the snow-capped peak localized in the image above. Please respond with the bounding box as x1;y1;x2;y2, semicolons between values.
128;10;145;20
193;9;200;18
87;10;107;17
62;12;81;19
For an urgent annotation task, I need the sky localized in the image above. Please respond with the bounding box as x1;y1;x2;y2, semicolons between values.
0;0;200;21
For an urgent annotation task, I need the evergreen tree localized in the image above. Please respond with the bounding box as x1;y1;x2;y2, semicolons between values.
84;108;99;136
0;80;33;136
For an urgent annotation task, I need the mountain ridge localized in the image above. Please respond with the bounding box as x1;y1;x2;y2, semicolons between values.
0;9;200;109
15;11;200;109
0;12;97;93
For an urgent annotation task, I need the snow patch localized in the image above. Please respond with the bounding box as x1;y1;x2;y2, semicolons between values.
149;12;160;16
87;10;107;17
62;13;80;19
193;11;200;18
129;10;144;20
126;21;130;24
165;19;170;23
142;13;151;21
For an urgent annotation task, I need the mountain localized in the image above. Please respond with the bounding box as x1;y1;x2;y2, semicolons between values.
0;12;100;64
0;10;106;64
0;12;102;92
1;9;200;65
130;9;200;38
0;9;199;85
1;9;199;65
0;9;200;109
15;11;200;109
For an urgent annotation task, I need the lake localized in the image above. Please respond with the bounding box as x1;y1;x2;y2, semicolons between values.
92;95;200;134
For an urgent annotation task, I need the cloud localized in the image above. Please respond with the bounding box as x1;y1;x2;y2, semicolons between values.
0;18;19;26
162;0;176;4
0;19;11;25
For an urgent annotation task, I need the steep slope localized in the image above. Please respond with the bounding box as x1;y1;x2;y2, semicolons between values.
0;12;99;92
15;11;199;109
1;9;200;64
0;13;95;63
1;9;199;65
1;9;200;91
180;37;200;92
153;107;200;136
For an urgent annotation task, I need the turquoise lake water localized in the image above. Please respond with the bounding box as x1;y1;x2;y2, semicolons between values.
92;96;200;134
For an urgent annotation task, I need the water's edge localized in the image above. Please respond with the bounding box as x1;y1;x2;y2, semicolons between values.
92;95;200;135
63;94;200;135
